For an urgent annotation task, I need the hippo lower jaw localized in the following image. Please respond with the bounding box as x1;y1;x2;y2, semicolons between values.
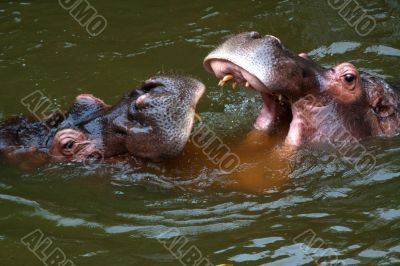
205;59;306;144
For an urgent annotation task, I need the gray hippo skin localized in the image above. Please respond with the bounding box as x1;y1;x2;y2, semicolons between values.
0;75;205;165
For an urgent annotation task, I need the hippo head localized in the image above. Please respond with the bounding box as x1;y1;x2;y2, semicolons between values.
204;32;400;146
0;75;205;164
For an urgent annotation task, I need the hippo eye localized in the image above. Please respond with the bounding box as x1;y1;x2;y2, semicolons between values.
62;140;75;151
344;74;355;83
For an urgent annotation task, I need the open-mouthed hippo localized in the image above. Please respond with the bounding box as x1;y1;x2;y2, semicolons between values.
204;32;400;146
0;75;204;165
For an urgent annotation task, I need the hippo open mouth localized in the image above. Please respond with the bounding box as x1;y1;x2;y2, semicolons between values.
204;32;400;146
203;32;306;142
204;58;293;134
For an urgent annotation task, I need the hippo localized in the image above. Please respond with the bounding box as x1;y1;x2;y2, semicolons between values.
0;75;205;166
204;32;400;146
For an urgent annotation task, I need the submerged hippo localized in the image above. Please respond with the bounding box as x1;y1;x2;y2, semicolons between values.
0;75;205;166
204;32;400;146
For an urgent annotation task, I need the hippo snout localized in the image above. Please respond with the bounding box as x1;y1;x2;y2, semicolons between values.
121;75;205;160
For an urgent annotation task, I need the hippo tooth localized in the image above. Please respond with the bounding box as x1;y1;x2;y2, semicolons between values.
245;81;250;88
218;75;234;87
278;94;286;105
222;74;234;82
232;81;238;89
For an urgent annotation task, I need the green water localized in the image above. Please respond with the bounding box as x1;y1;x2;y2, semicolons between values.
1;0;400;265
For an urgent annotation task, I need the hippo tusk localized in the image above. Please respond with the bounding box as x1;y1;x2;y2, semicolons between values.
218;74;234;87
222;74;234;82
194;112;202;121
232;81;238;89
278;94;287;106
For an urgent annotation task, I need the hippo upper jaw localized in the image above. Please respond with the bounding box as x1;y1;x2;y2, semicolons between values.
203;32;313;98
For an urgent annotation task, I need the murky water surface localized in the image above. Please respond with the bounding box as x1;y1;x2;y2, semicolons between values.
1;0;400;265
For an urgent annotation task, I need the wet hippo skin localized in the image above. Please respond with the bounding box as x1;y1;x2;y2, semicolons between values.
0;75;205;167
204;32;400;146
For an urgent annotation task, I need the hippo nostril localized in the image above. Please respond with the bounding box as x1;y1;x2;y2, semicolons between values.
249;31;262;39
141;81;163;93
135;94;149;110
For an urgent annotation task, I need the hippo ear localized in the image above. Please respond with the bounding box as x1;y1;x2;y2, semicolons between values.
365;76;398;119
373;98;396;118
67;94;111;124
369;88;397;118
